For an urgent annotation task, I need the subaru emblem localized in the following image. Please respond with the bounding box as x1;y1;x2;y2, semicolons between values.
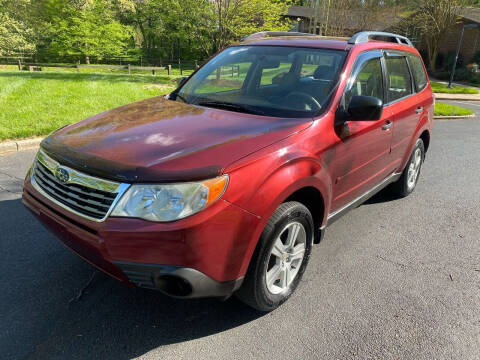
54;166;69;183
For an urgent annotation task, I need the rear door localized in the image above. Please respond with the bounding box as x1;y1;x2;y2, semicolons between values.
383;52;419;166
330;50;395;211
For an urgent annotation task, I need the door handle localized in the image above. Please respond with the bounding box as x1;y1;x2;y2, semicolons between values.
382;120;393;131
415;106;423;114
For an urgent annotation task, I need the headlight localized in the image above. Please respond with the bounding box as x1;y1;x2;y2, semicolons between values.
111;175;228;222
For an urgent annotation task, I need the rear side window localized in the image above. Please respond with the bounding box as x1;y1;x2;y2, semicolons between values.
385;57;413;102
407;55;428;91
345;57;384;107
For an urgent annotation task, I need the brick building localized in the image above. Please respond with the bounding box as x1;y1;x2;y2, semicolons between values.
438;8;480;64
285;5;480;67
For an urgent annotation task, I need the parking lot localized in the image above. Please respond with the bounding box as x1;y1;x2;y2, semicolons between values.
1;116;479;360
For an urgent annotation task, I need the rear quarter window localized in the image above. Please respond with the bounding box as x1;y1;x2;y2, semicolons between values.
407;55;428;91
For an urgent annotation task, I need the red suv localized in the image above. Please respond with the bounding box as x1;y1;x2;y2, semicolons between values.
22;31;433;311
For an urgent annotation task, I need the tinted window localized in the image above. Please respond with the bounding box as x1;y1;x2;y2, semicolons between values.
345;57;384;107
385;57;413;102
407;55;428;91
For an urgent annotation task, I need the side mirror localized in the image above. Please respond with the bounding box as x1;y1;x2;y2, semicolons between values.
347;95;383;121
177;76;188;87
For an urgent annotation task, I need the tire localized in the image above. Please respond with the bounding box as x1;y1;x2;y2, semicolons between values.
391;138;425;197
236;201;314;311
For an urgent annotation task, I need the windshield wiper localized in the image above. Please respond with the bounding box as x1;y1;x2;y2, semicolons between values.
196;101;265;116
172;93;188;104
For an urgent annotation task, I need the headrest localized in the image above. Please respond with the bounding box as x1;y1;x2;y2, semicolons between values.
313;65;333;80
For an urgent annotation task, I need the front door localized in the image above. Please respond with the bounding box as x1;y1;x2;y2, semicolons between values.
330;51;396;211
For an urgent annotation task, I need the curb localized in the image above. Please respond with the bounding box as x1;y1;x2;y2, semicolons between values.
434;114;476;120
0;137;43;156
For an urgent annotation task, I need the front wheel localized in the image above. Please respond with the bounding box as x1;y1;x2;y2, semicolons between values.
236;202;313;311
391;138;425;197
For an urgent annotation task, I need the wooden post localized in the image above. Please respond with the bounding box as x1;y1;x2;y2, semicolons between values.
152;69;155;76
128;64;131;75
195;60;198;69
167;64;171;76
17;59;21;71
178;58;182;76
76;60;80;72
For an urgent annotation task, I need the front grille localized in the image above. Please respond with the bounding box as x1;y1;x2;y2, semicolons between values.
32;151;123;221
122;268;156;289
115;261;157;289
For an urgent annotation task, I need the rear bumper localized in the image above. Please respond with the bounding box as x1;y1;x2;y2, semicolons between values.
22;180;259;298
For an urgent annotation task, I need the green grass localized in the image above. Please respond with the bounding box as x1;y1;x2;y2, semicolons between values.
0;69;178;140
434;102;473;116
431;81;479;94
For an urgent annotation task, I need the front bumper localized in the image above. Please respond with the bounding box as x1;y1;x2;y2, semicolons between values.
22;179;260;298
115;261;243;298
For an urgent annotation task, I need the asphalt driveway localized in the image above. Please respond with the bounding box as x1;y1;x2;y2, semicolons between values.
1;117;479;359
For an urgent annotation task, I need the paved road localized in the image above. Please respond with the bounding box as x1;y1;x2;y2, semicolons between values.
1;117;479;360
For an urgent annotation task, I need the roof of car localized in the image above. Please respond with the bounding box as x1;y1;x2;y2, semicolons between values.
240;36;350;50
239;34;418;54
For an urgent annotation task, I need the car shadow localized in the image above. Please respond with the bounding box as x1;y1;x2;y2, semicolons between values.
363;186;401;205
0;198;263;360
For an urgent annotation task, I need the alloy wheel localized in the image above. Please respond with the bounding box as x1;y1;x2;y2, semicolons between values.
265;222;307;295
407;147;422;189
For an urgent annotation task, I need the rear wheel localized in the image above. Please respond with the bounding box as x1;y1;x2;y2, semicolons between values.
236;202;313;311
391;138;425;197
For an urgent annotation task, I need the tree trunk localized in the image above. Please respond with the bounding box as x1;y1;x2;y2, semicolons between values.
427;38;439;73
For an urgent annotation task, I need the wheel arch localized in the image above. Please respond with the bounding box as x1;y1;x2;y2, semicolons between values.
419;129;430;153
228;156;332;278
284;186;325;244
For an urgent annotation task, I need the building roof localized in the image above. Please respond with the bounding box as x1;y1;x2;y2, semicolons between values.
285;5;403;32
460;7;480;24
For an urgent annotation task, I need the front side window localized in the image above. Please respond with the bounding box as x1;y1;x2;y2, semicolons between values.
385;57;413;102
345;57;384;108
176;46;347;118
407;54;428;91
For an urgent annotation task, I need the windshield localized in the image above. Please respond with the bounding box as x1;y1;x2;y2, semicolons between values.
174;45;347;118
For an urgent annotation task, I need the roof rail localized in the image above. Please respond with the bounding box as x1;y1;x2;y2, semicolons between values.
242;31;315;41
348;31;414;47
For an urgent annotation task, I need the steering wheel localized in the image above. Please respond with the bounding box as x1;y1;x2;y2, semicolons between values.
286;91;322;112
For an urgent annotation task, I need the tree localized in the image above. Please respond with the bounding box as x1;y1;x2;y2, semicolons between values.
197;0;293;54
414;0;466;72
38;0;133;62
0;0;35;55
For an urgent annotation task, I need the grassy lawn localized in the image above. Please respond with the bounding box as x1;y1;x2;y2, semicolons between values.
434;102;473;116
430;81;479;94
0;68;178;140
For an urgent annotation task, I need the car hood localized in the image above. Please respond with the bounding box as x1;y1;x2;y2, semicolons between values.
41;97;312;183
